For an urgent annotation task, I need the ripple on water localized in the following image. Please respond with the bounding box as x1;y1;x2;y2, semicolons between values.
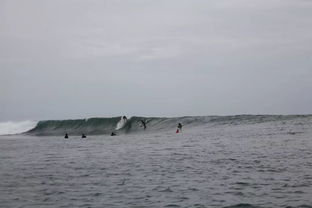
158;187;173;193
191;204;206;208
223;204;263;208
164;204;180;208
1;122;312;208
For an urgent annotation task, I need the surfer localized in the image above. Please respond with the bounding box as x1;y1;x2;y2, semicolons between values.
81;133;86;138
111;132;116;136
140;120;146;130
64;133;69;139
123;116;127;122
177;123;182;133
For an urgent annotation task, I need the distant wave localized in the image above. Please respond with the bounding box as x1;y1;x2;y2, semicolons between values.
0;121;38;135
23;115;312;136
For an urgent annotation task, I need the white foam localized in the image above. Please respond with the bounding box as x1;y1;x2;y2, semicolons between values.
115;116;128;130
0;121;37;135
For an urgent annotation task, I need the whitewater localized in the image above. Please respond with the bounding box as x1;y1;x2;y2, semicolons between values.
0;115;312;208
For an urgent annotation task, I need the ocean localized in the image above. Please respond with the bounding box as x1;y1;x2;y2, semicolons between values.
0;115;312;208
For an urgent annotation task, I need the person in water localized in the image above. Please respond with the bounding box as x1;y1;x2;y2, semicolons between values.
140;120;146;130
123;116;128;122
111;132;116;136
64;133;69;139
177;123;183;132
81;133;86;138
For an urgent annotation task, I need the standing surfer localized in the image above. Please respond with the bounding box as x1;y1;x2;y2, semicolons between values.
177;123;182;133
123;116;127;122
140;120;146;130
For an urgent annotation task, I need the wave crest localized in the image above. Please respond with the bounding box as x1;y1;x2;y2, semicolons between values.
0;121;37;135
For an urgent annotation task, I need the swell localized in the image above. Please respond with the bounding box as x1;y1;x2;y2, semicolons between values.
24;115;312;136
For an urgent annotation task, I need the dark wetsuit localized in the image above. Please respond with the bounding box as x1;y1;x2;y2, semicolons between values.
81;134;86;138
123;116;127;122
111;132;116;136
64;133;69;139
178;123;182;131
140;120;146;130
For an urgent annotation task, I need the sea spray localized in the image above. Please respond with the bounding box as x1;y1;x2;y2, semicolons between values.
0;121;37;135
115;116;131;130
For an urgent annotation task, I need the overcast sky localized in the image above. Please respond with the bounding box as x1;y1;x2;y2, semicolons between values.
1;0;312;121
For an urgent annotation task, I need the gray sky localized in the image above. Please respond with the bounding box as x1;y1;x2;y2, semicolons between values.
1;0;312;121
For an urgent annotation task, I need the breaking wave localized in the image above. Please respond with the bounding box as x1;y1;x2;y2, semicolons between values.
115;116;129;130
22;114;312;136
0;121;37;135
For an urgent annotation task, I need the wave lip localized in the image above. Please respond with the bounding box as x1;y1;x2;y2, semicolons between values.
0;121;38;135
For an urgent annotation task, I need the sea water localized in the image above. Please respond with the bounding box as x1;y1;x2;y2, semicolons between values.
0;118;312;208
